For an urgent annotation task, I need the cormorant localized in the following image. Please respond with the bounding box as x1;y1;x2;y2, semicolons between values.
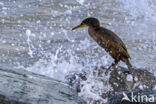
72;17;132;74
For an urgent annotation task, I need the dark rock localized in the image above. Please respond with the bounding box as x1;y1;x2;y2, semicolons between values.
65;66;156;104
0;66;86;104
109;67;156;91
65;71;87;93
0;94;26;104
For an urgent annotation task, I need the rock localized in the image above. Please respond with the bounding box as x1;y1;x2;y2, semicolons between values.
0;66;86;104
107;90;156;104
109;67;156;92
65;66;156;104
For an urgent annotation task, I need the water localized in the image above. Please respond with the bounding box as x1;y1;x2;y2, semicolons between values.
0;0;156;103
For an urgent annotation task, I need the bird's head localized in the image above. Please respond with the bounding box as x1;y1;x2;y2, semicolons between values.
72;17;100;30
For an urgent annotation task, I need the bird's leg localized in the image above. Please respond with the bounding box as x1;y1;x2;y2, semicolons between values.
105;60;119;75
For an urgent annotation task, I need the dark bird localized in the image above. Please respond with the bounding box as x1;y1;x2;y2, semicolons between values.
72;17;132;74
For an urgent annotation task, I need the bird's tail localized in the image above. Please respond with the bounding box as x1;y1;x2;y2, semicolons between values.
121;57;133;73
127;60;133;72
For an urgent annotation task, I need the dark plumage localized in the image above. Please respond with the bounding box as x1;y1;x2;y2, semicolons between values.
72;17;132;74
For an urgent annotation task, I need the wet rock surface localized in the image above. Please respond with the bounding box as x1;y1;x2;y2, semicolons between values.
109;66;156;91
65;66;156;104
0;67;86;104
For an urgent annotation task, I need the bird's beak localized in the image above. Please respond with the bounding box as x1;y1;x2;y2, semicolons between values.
72;23;86;30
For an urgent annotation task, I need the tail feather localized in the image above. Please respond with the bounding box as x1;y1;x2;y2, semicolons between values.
121;57;133;73
127;60;133;72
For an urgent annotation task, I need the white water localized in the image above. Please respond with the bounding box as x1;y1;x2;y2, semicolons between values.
0;0;155;103
24;0;156;103
23;0;156;81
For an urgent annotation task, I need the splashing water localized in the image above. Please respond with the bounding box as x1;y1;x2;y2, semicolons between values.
0;0;155;103
22;0;156;81
26;29;34;57
119;0;156;21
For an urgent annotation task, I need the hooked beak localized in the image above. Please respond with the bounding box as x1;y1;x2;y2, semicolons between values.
72;23;86;30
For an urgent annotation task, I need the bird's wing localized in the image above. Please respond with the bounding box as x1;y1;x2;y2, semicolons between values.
98;27;130;58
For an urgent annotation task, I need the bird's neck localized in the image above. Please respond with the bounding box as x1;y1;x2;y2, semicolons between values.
89;26;100;31
89;26;100;30
88;26;100;36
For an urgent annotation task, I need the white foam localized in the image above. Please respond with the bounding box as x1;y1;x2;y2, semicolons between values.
0;2;4;5
26;29;35;57
76;0;85;5
127;74;133;82
26;54;83;81
26;29;31;36
119;0;156;21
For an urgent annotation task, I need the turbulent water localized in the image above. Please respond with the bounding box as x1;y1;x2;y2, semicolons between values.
0;0;156;103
